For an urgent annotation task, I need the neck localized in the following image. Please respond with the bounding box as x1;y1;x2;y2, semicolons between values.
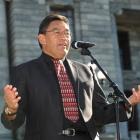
42;51;66;61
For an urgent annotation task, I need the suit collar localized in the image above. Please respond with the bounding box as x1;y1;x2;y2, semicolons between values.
64;59;77;83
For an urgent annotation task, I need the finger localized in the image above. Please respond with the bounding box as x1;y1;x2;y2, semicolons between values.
14;97;21;108
9;97;21;109
9;102;19;111
15;91;19;97
16;96;21;102
12;87;17;92
4;93;18;106
4;85;14;95
13;96;21;104
12;95;21;102
3;84;10;92
4;86;17;98
8;85;13;90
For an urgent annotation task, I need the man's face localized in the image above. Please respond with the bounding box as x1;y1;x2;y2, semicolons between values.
38;20;71;59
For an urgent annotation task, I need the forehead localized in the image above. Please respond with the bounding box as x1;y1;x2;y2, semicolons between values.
47;20;70;30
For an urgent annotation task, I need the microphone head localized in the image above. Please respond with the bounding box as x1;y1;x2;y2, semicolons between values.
71;41;96;49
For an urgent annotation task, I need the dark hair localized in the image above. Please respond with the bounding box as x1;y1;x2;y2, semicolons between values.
38;14;69;34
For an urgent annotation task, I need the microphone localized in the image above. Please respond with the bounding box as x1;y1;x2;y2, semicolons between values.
71;41;96;49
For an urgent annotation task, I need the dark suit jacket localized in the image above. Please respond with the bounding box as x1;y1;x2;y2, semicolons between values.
1;52;130;140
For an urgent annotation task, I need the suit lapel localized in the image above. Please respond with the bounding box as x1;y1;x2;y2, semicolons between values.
64;59;79;97
66;60;77;82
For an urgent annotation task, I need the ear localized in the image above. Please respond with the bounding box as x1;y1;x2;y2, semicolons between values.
38;34;47;45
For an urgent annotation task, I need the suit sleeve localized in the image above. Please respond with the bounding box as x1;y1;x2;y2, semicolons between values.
90;68;132;126
1;65;27;130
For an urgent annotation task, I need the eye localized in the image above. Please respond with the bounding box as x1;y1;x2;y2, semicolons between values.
52;29;60;34
64;31;71;36
46;28;71;37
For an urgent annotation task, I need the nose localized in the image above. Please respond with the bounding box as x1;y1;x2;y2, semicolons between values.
59;33;66;38
59;30;71;37
59;33;68;39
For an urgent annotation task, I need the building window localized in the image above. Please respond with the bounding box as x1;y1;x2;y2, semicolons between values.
117;31;132;70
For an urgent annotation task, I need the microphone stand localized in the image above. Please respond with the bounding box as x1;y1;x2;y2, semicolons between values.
80;48;131;140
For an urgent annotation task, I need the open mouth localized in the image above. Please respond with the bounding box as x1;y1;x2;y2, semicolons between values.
58;44;67;49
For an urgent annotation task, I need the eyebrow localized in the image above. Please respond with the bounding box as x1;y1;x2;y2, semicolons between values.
47;27;70;31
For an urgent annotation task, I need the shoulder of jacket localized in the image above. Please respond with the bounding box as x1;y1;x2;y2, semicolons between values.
67;59;87;67
67;59;93;74
13;57;41;71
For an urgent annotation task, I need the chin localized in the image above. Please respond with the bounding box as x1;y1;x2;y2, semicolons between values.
57;54;66;60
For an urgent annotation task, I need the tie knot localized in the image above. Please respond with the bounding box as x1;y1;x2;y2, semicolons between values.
53;60;61;65
53;60;65;75
53;60;63;68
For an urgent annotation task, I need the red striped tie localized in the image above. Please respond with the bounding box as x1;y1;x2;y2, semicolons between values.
53;60;79;123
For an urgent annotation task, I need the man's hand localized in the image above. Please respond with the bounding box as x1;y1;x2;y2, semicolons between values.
3;85;21;118
128;85;140;106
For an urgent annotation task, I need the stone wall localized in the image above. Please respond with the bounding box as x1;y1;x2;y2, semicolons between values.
10;0;45;65
0;1;12;139
0;0;140;139
0;1;9;93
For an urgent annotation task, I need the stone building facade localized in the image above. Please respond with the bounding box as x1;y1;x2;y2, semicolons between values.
0;0;140;139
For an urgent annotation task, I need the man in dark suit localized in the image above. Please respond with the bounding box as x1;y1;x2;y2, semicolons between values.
1;14;140;140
